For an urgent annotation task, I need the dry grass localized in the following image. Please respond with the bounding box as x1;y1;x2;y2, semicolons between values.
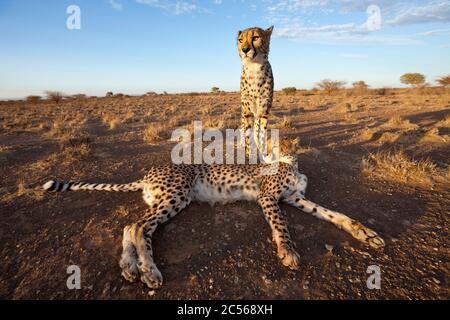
144;122;169;142
59;130;92;162
273;116;292;129
0;179;45;203
382;116;418;130
362;149;438;187
435;115;450;128
102;113;121;129
357;128;375;141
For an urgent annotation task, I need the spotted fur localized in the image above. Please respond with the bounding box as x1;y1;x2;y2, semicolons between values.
237;26;274;159
43;156;385;289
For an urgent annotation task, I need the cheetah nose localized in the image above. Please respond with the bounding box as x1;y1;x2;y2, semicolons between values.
242;47;251;54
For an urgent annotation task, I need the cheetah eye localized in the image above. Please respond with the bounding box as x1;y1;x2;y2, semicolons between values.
238;38;243;43
252;36;260;41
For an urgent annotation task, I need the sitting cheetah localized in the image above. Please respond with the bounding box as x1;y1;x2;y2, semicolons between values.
238;26;274;158
43;143;384;289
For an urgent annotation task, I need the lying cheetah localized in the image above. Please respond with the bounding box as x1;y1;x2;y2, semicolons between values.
238;26;274;157
43;147;384;289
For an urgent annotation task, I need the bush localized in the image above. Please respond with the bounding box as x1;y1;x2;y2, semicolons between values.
26;95;42;103
106;92;114;97
71;94;87;100
317;79;346;95
352;81;369;90
282;87;297;95
436;75;450;87
374;87;392;96
45;91;64;104
400;73;425;87
211;87;220;93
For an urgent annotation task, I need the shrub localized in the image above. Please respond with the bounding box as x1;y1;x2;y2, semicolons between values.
106;92;114;97
144;122;168;142
71;94;87;100
436;75;450;87
44;91;64;104
211;87;220;93
26;95;42;103
352;81;369;90
400;73;425;87
282;87;297;95
317;79;346;95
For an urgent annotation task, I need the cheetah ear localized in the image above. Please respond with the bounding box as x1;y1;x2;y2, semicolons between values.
266;26;274;36
238;30;242;36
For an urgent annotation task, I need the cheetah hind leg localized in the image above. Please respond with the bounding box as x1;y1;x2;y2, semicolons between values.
119;225;139;282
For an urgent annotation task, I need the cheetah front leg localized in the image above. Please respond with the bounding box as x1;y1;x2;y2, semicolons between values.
256;116;270;163
284;194;385;249
240;111;254;157
257;195;300;270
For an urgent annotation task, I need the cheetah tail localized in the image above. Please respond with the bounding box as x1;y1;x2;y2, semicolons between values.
42;180;144;193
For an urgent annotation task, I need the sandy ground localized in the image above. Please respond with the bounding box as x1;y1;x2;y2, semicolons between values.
0;90;449;299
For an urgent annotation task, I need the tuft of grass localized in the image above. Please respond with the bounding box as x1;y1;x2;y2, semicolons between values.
60;131;92;161
382;116;418;130
144;122;169;142
362;149;437;187
273;115;293;129
435;115;450;128
102;113;121;129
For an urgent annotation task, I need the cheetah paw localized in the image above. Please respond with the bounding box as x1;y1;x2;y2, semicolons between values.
139;265;163;289
347;221;385;250
278;246;300;270
119;258;139;283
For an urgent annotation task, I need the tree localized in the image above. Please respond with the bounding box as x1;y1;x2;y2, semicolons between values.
352;81;369;90
436;75;450;87
400;73;425;87
211;87;220;93
282;87;297;95
317;79;346;95
45;91;64;104
106;92;114;97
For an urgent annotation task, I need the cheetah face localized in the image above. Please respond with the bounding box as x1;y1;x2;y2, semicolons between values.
237;26;273;63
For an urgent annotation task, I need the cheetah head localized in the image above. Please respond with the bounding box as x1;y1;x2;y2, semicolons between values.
266;137;300;167
237;26;273;63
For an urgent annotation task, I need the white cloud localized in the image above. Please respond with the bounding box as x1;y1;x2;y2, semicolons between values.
136;0;197;15
387;1;450;26
108;0;123;11
263;0;450;44
213;0;222;5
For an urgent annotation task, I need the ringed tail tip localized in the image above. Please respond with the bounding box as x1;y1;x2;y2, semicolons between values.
43;180;55;191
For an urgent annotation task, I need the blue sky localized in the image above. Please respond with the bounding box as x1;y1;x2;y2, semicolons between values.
1;0;450;99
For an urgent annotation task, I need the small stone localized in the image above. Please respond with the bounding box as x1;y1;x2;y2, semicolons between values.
432;278;440;285
325;244;334;252
148;290;156;296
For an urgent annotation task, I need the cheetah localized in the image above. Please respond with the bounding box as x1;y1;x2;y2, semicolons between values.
238;26;274;159
42;141;385;289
